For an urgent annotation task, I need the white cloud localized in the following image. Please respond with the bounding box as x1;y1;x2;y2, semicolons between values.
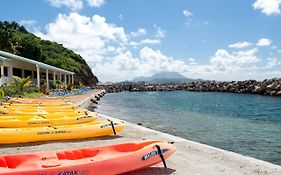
183;9;193;17
154;25;166;38
47;0;83;11
129;39;161;48
130;28;146;37
266;58;281;68
253;0;281;15
189;58;198;65
256;38;272;46
19;20;41;32
19;20;36;26
210;48;260;72
88;0;105;7
229;41;252;49
141;39;160;44
36;12;127;63
35;13;280;82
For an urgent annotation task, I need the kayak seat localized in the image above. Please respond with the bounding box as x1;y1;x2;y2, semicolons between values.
0;158;7;168
56;149;99;160
0;155;39;169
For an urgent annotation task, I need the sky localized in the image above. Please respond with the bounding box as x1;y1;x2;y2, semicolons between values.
0;0;281;82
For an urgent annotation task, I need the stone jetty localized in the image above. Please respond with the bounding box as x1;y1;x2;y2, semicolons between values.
95;78;281;96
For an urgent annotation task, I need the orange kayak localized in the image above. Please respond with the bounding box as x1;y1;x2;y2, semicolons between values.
0;140;175;175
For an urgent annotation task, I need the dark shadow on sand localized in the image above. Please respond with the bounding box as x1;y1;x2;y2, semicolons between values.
121;167;176;175
0;135;123;148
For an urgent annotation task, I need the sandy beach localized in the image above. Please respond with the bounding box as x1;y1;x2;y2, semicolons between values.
1;89;281;175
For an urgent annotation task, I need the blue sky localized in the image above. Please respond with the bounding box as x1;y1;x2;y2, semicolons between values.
1;0;281;82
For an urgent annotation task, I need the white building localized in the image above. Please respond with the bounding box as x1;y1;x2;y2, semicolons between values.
0;50;75;89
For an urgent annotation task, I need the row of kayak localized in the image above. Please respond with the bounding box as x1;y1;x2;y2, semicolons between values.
0;98;125;144
0;98;176;174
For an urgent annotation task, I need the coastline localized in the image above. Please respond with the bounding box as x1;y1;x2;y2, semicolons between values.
81;90;281;175
0;89;280;175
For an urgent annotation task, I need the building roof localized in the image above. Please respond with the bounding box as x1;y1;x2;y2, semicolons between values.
0;50;75;74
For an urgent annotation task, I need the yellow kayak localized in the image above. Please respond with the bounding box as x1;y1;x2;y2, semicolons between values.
0;106;84;114
2;102;76;107
0;114;98;128
1;102;78;108
0;120;125;144
0;109;89;116
0;111;92;119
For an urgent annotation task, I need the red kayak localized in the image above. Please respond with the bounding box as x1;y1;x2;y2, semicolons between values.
0;140;175;175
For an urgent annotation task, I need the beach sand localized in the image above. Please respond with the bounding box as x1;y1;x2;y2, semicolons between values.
1;89;281;175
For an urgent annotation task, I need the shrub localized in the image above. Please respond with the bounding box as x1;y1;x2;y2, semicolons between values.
0;89;4;98
50;82;57;89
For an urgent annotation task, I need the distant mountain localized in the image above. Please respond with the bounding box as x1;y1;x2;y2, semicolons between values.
132;71;198;84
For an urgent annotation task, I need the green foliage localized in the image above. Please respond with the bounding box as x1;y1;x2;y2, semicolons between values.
12;76;32;93
22;92;43;98
50;82;57;89
26;86;40;93
0;89;4;98
0;21;98;85
1;82;21;96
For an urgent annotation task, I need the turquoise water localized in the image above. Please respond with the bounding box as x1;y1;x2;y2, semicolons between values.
96;91;281;165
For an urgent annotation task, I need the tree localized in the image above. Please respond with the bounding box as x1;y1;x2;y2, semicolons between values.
12;76;32;94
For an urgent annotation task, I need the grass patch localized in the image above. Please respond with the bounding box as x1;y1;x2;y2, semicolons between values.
22;92;44;98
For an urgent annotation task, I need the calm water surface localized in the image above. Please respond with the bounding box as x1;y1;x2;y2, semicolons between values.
96;91;281;165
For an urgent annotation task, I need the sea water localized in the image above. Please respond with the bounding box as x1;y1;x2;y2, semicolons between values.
96;91;281;165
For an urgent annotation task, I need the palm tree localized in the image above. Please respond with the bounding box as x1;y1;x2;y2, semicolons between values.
12;76;32;94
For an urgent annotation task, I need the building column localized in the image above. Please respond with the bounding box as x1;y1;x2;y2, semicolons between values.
53;71;56;84
0;64;4;85
36;65;40;88
21;69;24;78
31;70;34;82
72;74;74;84
46;69;49;89
59;72;62;82
8;66;13;82
64;74;67;87
68;74;71;84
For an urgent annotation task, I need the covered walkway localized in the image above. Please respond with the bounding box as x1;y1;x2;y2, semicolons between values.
0;51;75;89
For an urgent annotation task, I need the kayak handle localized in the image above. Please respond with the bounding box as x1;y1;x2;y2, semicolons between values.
155;145;167;169
108;119;116;135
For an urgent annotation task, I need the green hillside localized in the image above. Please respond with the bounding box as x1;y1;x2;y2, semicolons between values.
0;21;98;85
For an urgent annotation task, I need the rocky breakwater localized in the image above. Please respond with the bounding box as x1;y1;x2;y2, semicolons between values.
96;78;281;96
185;78;281;96
87;90;106;111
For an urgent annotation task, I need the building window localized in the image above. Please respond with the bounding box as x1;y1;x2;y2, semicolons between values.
13;68;22;77
24;70;32;78
34;71;37;78
49;74;53;80
41;73;46;79
4;67;8;76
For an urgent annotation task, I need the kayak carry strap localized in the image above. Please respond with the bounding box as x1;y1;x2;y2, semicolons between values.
155;145;167;169
108;119;116;135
